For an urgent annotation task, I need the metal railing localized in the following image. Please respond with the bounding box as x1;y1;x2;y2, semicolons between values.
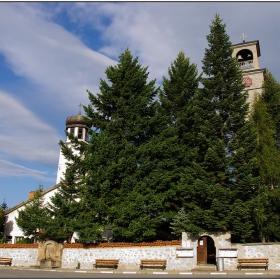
238;60;254;69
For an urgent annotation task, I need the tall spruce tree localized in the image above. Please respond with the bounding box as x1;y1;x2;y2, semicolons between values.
158;52;200;215
172;14;259;242
75;49;177;242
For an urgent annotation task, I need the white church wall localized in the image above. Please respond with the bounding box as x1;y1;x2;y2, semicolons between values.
4;187;59;244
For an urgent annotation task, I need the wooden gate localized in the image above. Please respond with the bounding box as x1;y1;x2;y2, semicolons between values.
197;236;207;265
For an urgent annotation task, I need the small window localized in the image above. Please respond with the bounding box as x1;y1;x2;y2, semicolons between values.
70;128;75;134
15;236;24;243
78;128;83;139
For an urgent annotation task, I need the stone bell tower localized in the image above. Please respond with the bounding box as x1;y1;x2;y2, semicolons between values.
56;104;90;184
232;33;266;108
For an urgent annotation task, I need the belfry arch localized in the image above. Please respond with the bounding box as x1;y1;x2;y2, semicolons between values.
236;49;254;70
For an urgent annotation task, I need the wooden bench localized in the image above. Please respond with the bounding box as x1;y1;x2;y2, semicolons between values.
140;259;167;270
237;258;268;270
0;258;12;266
93;259;119;269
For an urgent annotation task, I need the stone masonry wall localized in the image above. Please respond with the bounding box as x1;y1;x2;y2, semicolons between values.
247;71;265;107
0;248;38;267
1;239;280;270
61;246;191;270
234;243;280;270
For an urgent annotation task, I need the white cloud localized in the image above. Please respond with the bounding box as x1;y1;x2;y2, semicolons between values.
0;159;55;182
0;3;116;111
62;2;280;83
0;90;60;167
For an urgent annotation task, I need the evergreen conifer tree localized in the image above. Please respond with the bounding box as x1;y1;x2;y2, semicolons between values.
249;90;280;242
172;14;259;242
75;49;175;242
15;186;49;243
0;199;8;237
262;71;280;149
251;95;280;189
158;52;200;217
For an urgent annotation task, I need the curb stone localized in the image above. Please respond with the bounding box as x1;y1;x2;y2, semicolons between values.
2;266;280;276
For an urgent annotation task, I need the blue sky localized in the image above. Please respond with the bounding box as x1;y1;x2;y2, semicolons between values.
1;2;280;209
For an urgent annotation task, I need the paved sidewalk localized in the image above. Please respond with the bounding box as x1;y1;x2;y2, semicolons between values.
1;266;280;276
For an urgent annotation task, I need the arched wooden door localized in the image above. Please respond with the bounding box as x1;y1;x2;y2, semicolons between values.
197;236;207;265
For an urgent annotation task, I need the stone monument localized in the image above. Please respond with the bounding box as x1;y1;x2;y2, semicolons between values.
37;240;63;268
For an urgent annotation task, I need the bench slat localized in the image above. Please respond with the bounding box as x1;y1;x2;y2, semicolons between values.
140;259;167;270
237;258;268;270
93;259;119;269
0;258;12;266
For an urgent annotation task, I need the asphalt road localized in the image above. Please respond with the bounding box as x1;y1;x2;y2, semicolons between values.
1;269;280;279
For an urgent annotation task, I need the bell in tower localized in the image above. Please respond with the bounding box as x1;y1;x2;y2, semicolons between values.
232;34;266;108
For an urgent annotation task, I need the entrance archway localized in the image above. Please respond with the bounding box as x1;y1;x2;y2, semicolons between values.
197;236;216;265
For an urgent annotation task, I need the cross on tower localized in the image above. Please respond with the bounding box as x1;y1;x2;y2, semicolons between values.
78;103;82;115
240;33;247;43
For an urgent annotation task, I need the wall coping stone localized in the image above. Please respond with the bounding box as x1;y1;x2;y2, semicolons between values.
64;240;181;249
0;244;39;248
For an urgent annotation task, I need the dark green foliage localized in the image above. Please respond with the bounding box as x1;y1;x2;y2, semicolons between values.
0;200;8;212
248;75;280;242
262;71;280;148
16;237;33;244
159;51;200;220
72;49;173;242
0;199;8;235
171;14;259;240
0;207;4;237
15;186;49;242
160;51;200;166
246;186;280;243
251;95;280;188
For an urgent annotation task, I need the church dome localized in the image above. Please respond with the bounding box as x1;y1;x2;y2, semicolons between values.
66;113;88;127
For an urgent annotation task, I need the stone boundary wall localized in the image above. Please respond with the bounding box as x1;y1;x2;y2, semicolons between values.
62;245;190;270
1;240;280;270
0;247;38;267
233;243;280;270
63;240;184;270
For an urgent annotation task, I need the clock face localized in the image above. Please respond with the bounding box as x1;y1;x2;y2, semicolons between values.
243;76;252;87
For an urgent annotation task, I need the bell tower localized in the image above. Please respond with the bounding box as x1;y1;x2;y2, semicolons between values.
232;33;266;107
56;104;90;184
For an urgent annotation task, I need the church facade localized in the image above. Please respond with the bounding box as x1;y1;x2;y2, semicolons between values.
3;36;265;244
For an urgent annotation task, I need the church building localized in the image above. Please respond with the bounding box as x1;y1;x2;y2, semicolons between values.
3;35;266;244
3;109;90;244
